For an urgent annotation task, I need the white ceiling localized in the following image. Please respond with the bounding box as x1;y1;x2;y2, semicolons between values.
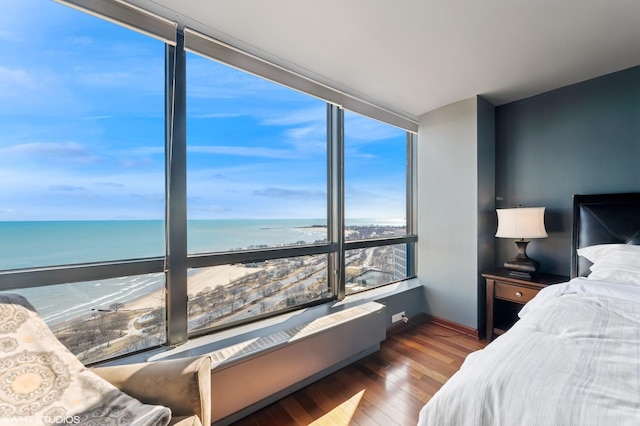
127;0;640;120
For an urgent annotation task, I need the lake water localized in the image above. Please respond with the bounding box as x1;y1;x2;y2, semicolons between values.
0;218;401;324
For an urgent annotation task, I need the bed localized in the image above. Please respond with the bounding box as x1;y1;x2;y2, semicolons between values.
418;192;640;426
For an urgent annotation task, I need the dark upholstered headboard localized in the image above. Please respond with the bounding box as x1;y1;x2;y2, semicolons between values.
571;193;640;279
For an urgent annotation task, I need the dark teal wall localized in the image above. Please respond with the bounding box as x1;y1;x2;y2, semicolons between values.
495;66;640;276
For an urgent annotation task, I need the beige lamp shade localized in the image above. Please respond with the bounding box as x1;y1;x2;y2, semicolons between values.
496;207;548;239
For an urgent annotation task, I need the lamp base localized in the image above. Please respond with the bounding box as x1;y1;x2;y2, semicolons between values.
504;269;536;279
504;240;540;279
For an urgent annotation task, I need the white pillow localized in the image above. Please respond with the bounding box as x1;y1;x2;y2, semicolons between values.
577;244;640;286
577;243;640;263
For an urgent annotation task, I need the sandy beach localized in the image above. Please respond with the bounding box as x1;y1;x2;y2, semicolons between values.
123;263;264;311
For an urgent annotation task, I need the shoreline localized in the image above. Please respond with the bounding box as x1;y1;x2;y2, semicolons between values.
122;263;264;312
46;263;265;332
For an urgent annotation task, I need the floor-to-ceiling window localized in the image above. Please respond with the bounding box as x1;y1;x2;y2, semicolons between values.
186;53;331;333
0;0;167;364
0;0;417;364
343;111;410;294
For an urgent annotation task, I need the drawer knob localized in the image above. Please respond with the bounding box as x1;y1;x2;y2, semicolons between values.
515;291;523;297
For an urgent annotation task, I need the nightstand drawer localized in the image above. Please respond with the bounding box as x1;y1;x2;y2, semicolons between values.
494;282;537;304
484;270;569;341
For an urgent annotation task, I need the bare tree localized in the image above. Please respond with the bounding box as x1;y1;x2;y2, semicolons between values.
195;290;209;313
210;286;226;318
126;338;145;353
229;286;241;313
110;302;125;312
240;288;250;307
113;312;130;337
93;313;111;348
259;284;272;299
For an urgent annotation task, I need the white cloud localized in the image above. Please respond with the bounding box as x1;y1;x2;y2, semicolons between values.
82;115;112;120
0;29;16;42
185;161;327;219
77;70;140;88
260;106;326;127
0;142;101;164
188;145;300;159
0;66;84;116
192;112;243;119
285;126;316;140
119;157;156;168
187;56;277;99
253;187;326;200
94;182;124;188
0;66;38;91
66;36;94;46
0;165;165;220
122;146;164;156
49;184;86;192
344;111;405;143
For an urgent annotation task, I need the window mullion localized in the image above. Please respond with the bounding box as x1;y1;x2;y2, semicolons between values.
327;105;345;299
165;32;188;345
407;132;418;277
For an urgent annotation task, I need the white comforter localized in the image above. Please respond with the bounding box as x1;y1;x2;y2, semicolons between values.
418;278;640;426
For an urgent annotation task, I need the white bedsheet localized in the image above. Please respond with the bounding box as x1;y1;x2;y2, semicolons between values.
418;278;640;426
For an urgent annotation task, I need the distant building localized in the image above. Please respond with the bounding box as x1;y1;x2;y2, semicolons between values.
393;244;407;281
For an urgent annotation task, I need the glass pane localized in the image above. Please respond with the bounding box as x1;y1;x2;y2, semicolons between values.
344;111;407;241
187;220;328;254
186;54;327;253
345;244;407;295
188;255;330;332
1;273;166;364
0;1;165;269
0;221;164;270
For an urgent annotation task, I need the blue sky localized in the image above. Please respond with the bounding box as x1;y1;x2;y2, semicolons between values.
0;0;406;222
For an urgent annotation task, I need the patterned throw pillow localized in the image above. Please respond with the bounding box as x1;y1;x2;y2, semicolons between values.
0;293;171;426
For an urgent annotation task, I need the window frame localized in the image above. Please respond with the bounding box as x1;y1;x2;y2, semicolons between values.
0;16;417;360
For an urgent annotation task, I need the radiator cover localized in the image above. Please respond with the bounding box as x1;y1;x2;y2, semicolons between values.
210;301;386;424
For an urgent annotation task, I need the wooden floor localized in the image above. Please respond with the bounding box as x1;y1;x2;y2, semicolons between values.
231;320;487;426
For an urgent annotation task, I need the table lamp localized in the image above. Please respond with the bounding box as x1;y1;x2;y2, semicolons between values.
496;206;547;278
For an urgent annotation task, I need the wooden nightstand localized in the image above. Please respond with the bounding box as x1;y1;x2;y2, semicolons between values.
483;269;568;342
